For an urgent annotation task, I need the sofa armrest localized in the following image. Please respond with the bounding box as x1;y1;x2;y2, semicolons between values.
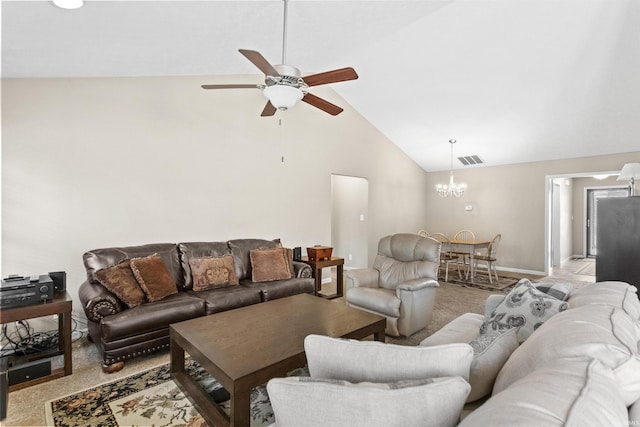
395;278;439;293
78;279;123;323
292;261;312;279
344;268;379;290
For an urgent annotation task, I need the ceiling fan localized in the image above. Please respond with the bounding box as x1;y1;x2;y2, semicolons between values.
201;1;358;117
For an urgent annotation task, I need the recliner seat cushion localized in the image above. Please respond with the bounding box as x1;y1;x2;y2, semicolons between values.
346;287;400;317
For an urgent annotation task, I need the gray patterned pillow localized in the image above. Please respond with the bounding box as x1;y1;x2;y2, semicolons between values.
480;278;568;343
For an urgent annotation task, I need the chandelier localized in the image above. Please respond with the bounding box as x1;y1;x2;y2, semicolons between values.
436;139;467;198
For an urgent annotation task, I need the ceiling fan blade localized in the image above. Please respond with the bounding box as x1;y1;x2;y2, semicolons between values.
239;49;280;77
260;101;277;117
302;93;344;116
303;67;358;87
201;84;261;89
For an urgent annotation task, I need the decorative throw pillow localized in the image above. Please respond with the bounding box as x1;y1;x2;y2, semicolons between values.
250;248;292;282
480;278;568;343
267;375;470;427
305;335;474;383
130;254;178;302
95;259;146;308
189;255;239;291
466;328;519;402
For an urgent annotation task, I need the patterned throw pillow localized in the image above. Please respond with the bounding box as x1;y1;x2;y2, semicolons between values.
250;248;292;282
480;278;568;343
130;254;178;302
189;255;239;291
95;259;146;307
466;328;519;402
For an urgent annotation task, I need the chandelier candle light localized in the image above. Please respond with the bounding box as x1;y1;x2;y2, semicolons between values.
436;139;467;198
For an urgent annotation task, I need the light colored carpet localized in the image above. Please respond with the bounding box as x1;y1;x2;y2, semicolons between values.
4;276;587;426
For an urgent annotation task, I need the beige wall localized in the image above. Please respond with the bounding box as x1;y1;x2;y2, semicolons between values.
425;153;640;274
4;76;640;323
1;76;429;322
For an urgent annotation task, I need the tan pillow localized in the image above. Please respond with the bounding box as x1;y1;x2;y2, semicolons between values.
189;255;239;291
95;259;146;307
130;254;178;302
250;248;292;282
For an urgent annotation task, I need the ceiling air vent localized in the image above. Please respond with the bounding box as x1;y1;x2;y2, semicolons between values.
458;155;484;166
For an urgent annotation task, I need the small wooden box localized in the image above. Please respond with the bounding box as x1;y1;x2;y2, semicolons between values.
307;246;333;261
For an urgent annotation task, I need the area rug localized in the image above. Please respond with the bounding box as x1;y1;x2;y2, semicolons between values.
445;271;519;291
45;358;308;427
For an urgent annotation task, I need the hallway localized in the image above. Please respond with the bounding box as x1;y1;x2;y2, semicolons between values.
551;257;596;283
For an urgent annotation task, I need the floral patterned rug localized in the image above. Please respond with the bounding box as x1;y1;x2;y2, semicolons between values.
45;359;308;427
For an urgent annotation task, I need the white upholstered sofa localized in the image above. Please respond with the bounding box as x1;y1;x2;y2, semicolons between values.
267;279;640;426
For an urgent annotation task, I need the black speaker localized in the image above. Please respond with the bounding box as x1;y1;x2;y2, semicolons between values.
293;247;302;261
48;271;66;293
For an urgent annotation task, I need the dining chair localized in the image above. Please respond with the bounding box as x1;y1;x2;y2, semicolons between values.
452;230;476;278
417;230;429;237
472;233;502;284
428;233;462;282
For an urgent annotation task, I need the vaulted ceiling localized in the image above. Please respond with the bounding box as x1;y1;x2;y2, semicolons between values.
3;0;639;171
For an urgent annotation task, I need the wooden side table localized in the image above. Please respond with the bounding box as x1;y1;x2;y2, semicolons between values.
301;256;344;299
0;292;73;391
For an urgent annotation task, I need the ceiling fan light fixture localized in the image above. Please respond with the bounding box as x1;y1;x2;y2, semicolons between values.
51;0;84;9
263;85;303;111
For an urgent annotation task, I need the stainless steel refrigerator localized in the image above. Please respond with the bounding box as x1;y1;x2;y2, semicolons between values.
596;197;640;289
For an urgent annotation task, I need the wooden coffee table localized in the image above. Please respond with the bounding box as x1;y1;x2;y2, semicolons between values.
170;293;385;427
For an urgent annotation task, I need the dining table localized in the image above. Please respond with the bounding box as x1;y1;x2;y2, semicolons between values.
448;239;492;284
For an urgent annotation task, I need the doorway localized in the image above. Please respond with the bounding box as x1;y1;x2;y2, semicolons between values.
585;187;630;256
331;174;368;269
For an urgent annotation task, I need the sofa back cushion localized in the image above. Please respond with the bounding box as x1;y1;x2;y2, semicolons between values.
228;238;281;281
373;234;440;290
178;242;232;290
459;358;628;427
568;280;640;319
493;304;640;405
83;243;184;290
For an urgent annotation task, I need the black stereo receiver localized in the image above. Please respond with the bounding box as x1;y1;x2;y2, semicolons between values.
0;275;54;309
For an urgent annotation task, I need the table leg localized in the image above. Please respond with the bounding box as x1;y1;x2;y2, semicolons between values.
314;268;322;295
336;264;344;297
230;389;251;427
60;311;72;375
170;336;185;375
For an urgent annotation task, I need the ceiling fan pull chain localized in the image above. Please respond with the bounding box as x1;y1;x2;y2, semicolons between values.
279;116;286;163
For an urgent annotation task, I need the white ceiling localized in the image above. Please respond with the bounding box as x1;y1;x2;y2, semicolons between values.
2;0;639;171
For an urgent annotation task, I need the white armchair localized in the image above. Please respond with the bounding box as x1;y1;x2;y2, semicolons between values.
345;233;441;337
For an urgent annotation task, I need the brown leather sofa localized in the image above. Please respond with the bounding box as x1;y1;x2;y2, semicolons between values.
78;238;314;372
